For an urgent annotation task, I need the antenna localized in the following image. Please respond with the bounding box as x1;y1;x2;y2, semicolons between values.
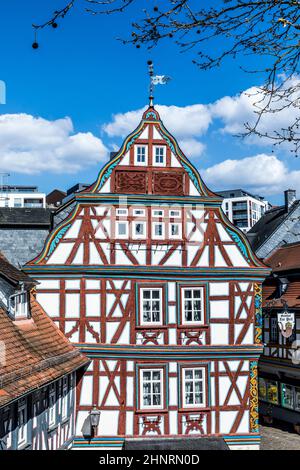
0;173;10;206
147;60;154;107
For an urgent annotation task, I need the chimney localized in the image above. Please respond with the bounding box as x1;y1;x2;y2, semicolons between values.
284;189;296;211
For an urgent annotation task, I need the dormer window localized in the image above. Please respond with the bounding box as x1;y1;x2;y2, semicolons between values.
9;288;29;320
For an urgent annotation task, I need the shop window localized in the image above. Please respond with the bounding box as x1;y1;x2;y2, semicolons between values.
267;381;279;405
258;378;267;401
281;383;294;409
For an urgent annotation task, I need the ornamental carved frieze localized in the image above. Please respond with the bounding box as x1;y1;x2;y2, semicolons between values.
153;171;184;195
114;170;147;194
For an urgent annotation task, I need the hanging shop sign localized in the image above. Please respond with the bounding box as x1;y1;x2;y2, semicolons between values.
277;311;295;338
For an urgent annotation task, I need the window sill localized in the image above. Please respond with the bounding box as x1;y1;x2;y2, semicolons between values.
136;409;167;414
177;324;209;329
136;325;166;330
178;406;210;413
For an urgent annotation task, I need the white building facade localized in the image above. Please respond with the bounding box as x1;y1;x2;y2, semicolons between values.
0;186;46;208
218;190;269;233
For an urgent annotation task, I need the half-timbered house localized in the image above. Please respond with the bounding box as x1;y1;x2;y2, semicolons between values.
24;103;270;450
259;242;300;432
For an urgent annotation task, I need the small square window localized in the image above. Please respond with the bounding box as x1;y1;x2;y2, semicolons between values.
133;209;145;217
170;210;180;218
116;208;128;216
152;209;163;217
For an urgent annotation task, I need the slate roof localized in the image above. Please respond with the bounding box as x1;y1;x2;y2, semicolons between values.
0;295;89;407
0;208;52;227
247;204;289;252
0;252;34;286
123;437;229;450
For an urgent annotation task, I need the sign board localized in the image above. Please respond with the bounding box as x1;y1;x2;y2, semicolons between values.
277;311;295;338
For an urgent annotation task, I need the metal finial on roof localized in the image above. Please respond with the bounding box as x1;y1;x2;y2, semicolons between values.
147;60;154;107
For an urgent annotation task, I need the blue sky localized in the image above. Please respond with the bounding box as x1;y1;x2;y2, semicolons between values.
0;0;299;205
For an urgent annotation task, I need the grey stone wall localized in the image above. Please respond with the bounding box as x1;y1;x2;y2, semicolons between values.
256;204;300;259
0;229;50;268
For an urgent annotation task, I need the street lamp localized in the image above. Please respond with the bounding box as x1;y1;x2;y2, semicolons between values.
81;405;101;439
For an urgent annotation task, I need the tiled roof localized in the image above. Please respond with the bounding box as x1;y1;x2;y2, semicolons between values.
262;280;300;309
0;295;89;407
264;242;300;272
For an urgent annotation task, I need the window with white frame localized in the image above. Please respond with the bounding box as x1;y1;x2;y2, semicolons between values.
133;221;146;238
153;223;164;238
61;378;68;421
182;287;204;324
48;384;56;428
116;221;128;237
152;209;163;217
140;369;163;409
170;210;181;218
133;208;146;217
116;208;128;216
154;146;166;165
182;368;206;407
135;146;147;165
17;400;28;448
9;290;29;319
140;288;162;325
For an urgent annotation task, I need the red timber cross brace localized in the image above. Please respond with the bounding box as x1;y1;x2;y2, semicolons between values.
24;100;270;450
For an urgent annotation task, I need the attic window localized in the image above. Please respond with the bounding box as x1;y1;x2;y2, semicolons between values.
9;289;29;320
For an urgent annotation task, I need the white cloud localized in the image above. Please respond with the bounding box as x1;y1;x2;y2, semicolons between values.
202;153;300;196
211;77;300;145
103;104;212;139
0;114;109;174
178;138;205;158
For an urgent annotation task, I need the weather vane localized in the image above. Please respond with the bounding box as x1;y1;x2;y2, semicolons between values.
147;61;171;107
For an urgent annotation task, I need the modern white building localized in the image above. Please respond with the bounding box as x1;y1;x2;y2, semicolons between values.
217;189;270;233
0;186;46;208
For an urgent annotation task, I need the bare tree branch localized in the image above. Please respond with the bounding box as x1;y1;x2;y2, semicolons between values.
33;1;300;155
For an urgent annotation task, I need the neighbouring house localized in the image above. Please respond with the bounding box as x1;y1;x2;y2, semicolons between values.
0;253;89;450
0;208;53;267
217;189;270;233
0;185;46;209
46;189;67;208
24;102;270;450
259;242;300;433
247;189;300;259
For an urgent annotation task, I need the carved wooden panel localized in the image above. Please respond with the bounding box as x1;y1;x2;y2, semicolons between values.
114;170;147;194
153;172;184;195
